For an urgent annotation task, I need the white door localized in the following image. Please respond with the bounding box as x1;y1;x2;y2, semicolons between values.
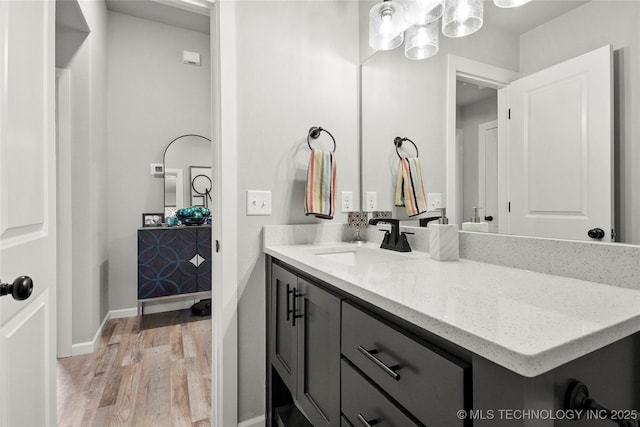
507;45;612;242
478;120;499;233
0;1;57;426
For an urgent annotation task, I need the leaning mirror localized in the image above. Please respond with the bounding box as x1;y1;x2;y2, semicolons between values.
360;0;639;245
163;134;212;218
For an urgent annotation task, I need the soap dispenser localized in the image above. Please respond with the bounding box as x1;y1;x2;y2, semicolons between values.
428;208;459;261
462;207;490;232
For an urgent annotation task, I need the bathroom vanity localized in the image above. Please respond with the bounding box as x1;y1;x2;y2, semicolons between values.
265;240;640;427
137;225;211;314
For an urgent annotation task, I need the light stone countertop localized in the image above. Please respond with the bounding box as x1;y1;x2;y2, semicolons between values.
264;242;640;378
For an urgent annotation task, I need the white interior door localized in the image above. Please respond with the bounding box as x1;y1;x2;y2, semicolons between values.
478;121;499;233
0;1;56;426
507;45;612;242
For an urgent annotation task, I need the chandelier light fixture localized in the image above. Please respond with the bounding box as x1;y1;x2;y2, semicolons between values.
369;0;531;59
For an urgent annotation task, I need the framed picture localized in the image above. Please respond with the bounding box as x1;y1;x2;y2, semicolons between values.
190;166;213;208
142;213;164;227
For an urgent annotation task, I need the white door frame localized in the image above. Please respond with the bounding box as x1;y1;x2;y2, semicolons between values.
211;3;238;426
55;68;72;358
446;55;519;226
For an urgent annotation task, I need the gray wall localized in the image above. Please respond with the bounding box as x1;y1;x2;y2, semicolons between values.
106;11;210;311
458;95;498;221
233;1;360;420
519;1;640;244
58;0;108;344
361;24;519;218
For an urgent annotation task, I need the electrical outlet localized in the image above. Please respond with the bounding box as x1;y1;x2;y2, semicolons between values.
246;190;272;215
341;191;353;213
366;192;377;211
427;193;442;211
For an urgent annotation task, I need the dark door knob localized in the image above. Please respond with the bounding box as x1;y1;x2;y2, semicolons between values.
587;228;606;240
484;216;494;222
0;276;33;301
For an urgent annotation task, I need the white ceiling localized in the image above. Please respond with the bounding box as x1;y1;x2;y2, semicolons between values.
456;80;497;108
484;0;589;35
105;0;210;34
102;0;589;44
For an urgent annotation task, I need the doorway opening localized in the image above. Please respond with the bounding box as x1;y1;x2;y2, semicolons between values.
455;81;499;231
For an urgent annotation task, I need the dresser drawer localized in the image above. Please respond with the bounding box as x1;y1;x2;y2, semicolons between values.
341;301;468;426
341;359;420;427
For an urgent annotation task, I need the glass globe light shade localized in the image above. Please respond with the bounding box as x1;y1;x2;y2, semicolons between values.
405;21;439;60
400;0;444;25
369;0;405;50
442;0;483;38
494;0;531;8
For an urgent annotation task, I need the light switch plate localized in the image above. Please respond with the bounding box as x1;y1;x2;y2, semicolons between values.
247;190;272;216
366;192;377;211
341;191;353;213
427;193;442;210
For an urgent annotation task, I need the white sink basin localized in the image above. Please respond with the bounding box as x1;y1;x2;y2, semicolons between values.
309;246;415;267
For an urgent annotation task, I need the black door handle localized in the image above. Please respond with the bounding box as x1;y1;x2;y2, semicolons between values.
484;216;493;221
0;276;33;300
588;228;605;240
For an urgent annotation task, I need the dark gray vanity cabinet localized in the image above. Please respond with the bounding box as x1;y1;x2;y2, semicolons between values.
341;301;468;426
269;262;341;427
267;258;470;427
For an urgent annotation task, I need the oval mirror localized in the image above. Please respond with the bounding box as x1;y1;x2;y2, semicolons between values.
163;134;212;218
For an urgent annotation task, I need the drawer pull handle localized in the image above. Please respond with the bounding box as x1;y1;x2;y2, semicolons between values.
357;345;400;380
357;413;379;426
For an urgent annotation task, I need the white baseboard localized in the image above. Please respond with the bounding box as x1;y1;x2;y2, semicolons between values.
238;415;265;427
109;307;138;319
70;310;112;356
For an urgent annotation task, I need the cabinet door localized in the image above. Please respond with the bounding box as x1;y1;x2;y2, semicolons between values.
270;264;298;393
138;228;198;299
196;227;212;291
296;278;341;427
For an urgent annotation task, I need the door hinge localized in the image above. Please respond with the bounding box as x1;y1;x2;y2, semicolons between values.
215;240;220;252
508;108;511;120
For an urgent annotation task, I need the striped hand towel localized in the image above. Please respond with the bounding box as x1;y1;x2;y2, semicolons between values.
305;149;336;219
395;157;428;217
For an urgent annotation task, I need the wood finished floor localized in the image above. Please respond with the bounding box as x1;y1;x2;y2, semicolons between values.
57;310;211;427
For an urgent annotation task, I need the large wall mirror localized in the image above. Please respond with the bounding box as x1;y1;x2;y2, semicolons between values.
360;0;640;244
163;134;212;218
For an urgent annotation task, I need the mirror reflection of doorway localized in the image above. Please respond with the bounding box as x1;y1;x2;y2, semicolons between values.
456;80;498;231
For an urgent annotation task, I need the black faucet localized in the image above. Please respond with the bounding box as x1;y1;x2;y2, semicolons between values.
419;216;441;227
368;218;412;252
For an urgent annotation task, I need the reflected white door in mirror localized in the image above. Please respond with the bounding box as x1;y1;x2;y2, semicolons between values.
448;45;613;243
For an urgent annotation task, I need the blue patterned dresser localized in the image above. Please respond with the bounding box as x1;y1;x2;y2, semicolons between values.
137;225;211;314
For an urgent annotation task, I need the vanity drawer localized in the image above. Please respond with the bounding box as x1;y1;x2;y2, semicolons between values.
341;359;420;427
341;301;467;426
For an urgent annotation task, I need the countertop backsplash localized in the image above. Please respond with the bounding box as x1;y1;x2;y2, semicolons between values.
264;223;640;291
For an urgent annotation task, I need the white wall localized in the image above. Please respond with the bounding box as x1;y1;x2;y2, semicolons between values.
519;1;640;244
232;1;360;421
56;0;108;345
458;95;498;221
361;25;519;219
106;12;210;311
